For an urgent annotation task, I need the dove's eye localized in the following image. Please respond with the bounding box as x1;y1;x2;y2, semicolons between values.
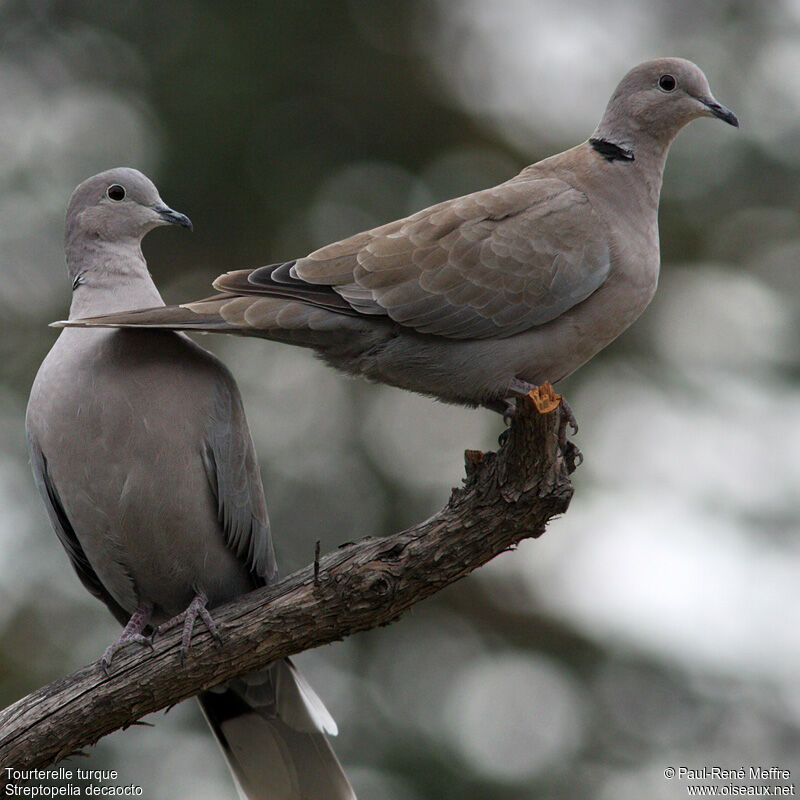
658;74;677;92
106;185;126;202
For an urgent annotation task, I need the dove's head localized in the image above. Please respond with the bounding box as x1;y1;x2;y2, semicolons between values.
594;58;738;151
66;168;192;244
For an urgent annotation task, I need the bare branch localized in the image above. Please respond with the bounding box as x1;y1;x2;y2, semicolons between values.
0;394;574;773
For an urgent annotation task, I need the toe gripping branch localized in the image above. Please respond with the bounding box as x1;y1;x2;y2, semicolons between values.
527;383;582;473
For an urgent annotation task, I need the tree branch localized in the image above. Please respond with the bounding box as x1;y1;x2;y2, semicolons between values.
0;391;575;773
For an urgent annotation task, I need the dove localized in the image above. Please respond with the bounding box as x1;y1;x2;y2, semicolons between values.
26;168;356;800
59;59;738;432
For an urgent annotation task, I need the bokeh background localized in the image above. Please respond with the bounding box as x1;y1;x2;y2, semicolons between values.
1;0;799;797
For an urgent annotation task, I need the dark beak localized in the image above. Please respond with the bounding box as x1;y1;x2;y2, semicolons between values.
153;203;193;231
699;97;739;128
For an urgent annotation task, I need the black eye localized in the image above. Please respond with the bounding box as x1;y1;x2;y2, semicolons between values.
106;184;126;202
658;74;677;92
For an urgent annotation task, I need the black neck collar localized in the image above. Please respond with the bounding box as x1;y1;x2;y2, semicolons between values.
589;137;634;162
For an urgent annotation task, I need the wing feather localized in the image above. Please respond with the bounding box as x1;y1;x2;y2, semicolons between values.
203;382;276;583
240;175;610;339
27;435;130;626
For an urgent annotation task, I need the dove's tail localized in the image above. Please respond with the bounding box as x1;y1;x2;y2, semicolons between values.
198;659;356;800
52;289;374;350
53;294;247;333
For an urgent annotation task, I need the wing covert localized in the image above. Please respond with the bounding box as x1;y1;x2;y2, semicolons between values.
243;176;611;340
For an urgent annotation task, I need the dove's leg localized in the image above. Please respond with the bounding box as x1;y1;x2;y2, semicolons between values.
101;602;154;674
504;379;582;465
507;378;578;432
155;590;223;665
484;398;516;424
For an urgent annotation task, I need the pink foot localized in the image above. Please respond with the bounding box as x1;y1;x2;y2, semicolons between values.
154;592;222;665
101;602;154;675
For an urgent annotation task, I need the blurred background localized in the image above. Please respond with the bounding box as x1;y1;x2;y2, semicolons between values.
1;0;799;797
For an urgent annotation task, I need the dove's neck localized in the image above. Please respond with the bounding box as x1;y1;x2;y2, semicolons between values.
591;118;677;207
66;237;164;320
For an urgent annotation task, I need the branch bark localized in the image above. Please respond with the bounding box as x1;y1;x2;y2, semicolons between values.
0;392;575;774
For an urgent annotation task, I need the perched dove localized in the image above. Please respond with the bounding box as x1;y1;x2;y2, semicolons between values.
61;59;738;429
26;169;356;800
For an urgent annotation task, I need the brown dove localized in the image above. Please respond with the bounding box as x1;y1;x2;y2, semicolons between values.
59;59;738;433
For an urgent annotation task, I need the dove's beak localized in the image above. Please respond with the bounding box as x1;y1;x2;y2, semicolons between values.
153;203;193;231
698;97;739;127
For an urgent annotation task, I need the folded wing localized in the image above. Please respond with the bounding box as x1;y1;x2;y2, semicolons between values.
215;176;611;340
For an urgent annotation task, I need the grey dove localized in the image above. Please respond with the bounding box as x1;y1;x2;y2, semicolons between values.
60;59;738;428
26;169;356;800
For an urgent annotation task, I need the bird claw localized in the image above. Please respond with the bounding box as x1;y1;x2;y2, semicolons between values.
559;396;579;437
501;379;582;467
99;603;154;675
100;634;154;675
493;381;582;469
557;402;583;473
155;592;222;665
563;440;583;473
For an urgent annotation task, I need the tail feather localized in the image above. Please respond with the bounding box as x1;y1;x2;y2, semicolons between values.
52;290;383;358
274;659;338;735
198;660;356;800
52;292;366;339
52;294;242;332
